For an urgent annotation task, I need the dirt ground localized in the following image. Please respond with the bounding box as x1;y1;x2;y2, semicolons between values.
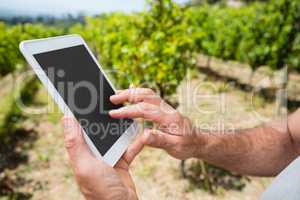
2;71;281;200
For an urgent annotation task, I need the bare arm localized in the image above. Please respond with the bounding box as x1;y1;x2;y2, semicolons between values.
195;110;300;176
109;88;300;177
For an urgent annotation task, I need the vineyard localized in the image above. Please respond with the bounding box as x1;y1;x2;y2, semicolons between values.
0;0;300;199
0;0;299;84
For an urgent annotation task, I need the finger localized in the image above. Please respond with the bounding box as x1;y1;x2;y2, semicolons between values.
109;103;164;124
115;90;124;94
110;88;160;105
122;135;146;165
110;88;153;104
62;117;95;166
143;129;179;150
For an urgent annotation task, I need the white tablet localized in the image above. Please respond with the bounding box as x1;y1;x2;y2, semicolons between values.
20;34;138;166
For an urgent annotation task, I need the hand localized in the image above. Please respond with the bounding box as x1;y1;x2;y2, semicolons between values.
62;117;143;200
109;88;199;160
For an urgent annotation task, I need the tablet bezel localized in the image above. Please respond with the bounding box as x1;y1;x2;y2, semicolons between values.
20;34;138;167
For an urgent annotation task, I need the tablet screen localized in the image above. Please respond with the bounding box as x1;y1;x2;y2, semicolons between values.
34;45;133;155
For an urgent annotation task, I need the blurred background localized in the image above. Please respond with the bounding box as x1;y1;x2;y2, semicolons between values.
0;0;299;199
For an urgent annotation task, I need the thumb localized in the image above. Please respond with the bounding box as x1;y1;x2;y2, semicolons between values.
143;129;179;150
62;117;95;166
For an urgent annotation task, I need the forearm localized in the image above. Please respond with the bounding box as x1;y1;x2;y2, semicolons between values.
194;120;299;177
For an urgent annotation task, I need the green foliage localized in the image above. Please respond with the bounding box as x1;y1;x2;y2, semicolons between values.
289;33;300;71
0;76;39;139
238;0;300;70
71;0;196;96
1;0;299;91
187;5;257;60
0;23;22;75
0;23;63;76
188;0;300;71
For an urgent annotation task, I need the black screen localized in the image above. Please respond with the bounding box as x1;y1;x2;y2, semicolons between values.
34;45;133;155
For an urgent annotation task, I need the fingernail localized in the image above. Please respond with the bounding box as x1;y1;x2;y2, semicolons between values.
109;109;119;115
110;95;116;101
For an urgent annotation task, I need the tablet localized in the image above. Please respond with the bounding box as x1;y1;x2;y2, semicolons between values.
20;34;138;166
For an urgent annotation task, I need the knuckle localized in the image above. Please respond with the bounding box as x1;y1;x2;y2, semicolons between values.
139;102;149;112
75;165;91;179
173;111;183;123
128;88;140;102
128;88;135;96
157;134;169;148
64;134;77;150
140;106;149;118
144;88;155;95
132;94;143;103
141;102;158;116
128;94;135;103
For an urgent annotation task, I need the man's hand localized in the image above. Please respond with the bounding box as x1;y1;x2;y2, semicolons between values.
109;88;199;160
62;117;143;200
109;88;300;177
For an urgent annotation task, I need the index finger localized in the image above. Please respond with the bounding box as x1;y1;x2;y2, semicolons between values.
110;88;161;105
109;103;167;124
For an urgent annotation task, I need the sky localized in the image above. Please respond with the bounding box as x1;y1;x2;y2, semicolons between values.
0;0;189;17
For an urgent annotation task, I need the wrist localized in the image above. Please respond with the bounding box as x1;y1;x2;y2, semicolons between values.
180;117;209;159
190;127;210;159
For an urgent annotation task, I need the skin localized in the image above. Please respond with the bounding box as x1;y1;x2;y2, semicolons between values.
109;88;300;177
63;87;300;199
62;117;143;200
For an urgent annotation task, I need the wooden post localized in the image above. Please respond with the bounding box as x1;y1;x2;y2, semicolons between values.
276;65;288;115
